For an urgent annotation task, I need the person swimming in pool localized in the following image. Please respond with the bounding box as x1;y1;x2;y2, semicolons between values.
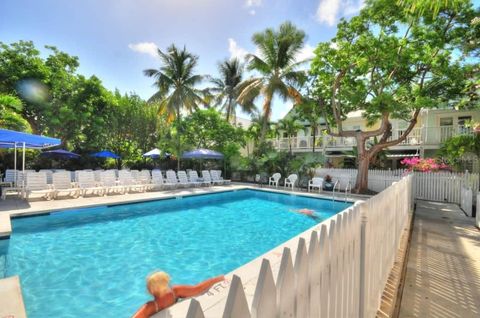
131;271;225;318
290;208;320;220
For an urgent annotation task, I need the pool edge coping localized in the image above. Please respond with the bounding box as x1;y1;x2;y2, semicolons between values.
0;184;362;318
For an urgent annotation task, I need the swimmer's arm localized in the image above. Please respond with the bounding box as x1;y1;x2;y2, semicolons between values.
173;275;225;298
131;301;156;318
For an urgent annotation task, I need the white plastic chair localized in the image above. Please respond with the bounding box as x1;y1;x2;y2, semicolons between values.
77;171;106;196
166;170;182;188
210;170;231;185
308;177;324;193
52;171;81;199
188;171;210;186
100;170;126;195
284;174;298;190
118;170;146;193
202;170;222;185
24;172;55;200
269;173;281;188
178;171;200;187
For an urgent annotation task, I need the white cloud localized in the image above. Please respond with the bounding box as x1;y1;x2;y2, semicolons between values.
245;0;262;7
316;0;364;26
228;38;249;60
296;43;315;62
128;42;158;58
249;9;256;15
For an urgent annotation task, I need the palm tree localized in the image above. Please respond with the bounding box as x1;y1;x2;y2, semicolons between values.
275;115;305;155
297;98;324;153
144;44;206;170
209;58;255;123
237;21;308;141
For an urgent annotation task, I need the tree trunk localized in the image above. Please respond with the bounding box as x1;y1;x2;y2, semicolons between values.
355;154;370;194
259;93;273;142
312;132;316;153
176;106;181;171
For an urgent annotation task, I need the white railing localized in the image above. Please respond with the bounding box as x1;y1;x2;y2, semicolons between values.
315;168;479;205
269;126;473;151
157;176;413;318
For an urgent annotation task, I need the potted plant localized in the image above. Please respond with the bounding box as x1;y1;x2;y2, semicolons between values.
323;174;334;191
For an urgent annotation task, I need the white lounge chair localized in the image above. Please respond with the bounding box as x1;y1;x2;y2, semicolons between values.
152;170;176;190
1;170;24;200
210;170;231;185
118;170;146;193
269;173;281;188
188;171;210;186
24;172;55;200
77;171;106;196
178;171;200;187
39;169;53;184
100;170;126;195
202;170;222;185
166;170;183;188
137;170;154;190
284;174;298;191
52;171;81;199
308;177;324;193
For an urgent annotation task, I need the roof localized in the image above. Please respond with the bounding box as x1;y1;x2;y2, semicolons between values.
0;129;61;149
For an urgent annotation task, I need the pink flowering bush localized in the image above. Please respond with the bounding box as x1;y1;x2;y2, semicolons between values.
400;157;450;172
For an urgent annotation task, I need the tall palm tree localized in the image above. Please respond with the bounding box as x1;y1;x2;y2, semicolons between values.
275;115;305;155
297;98;324;153
237;21;308;141
209;58;255;123
144;44;206;170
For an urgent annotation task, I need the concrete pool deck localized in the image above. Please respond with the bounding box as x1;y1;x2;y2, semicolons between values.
0;183;361;318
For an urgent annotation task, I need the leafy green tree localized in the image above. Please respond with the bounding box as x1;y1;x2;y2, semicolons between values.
144;44;207;169
237;21;308;141
310;0;478;193
209;58;254;122
0;94;30;131
440;133;480;169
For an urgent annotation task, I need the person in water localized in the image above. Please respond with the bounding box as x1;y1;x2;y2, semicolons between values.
290;208;320;220
132;271;225;318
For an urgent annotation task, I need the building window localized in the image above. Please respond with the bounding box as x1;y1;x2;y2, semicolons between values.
440;117;453;126
458;116;471;126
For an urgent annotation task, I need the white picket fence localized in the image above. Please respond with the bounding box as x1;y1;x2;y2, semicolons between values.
315;168;479;206
461;187;473;217
167;175;413;318
476;193;480;229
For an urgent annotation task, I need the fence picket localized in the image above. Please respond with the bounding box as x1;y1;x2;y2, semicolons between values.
307;231;320;318
251;259;276;318
294;238;309;318
186;299;206;318
276;248;295;318
223;275;251;318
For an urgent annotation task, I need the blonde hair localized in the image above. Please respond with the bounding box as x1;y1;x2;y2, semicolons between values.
146;271;171;297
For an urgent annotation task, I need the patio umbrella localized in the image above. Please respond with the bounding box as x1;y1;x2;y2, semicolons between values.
143;148;161;158
0;128;61;187
181;148;224;160
41;149;80;159
182;148;225;173
90;150;120;159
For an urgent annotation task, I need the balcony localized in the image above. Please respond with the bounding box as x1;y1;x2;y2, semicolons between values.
268;126;473;152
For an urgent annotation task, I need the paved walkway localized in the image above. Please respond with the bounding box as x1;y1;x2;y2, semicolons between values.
399;201;480;318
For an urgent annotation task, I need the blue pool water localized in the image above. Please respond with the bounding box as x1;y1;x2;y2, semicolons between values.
3;190;350;318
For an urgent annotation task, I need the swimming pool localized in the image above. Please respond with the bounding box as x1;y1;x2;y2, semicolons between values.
2;189;351;318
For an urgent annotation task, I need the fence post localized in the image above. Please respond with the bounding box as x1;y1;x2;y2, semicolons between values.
358;204;368;318
223;275;251;318
476;193;480;229
186;299;206;318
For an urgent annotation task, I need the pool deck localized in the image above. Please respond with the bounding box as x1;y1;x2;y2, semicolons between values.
398;200;480;318
0;183;362;318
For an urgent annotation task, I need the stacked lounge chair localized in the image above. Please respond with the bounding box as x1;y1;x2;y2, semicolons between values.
52;171;81;199
24;172;55;200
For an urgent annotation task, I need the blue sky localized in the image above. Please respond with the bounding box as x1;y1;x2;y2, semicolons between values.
0;0;370;120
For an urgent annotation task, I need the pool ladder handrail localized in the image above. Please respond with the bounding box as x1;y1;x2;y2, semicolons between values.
345;181;352;202
332;180;340;202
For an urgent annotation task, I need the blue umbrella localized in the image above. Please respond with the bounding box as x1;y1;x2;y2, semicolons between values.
182;148;224;160
90;150;120;159
41;149;80;159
